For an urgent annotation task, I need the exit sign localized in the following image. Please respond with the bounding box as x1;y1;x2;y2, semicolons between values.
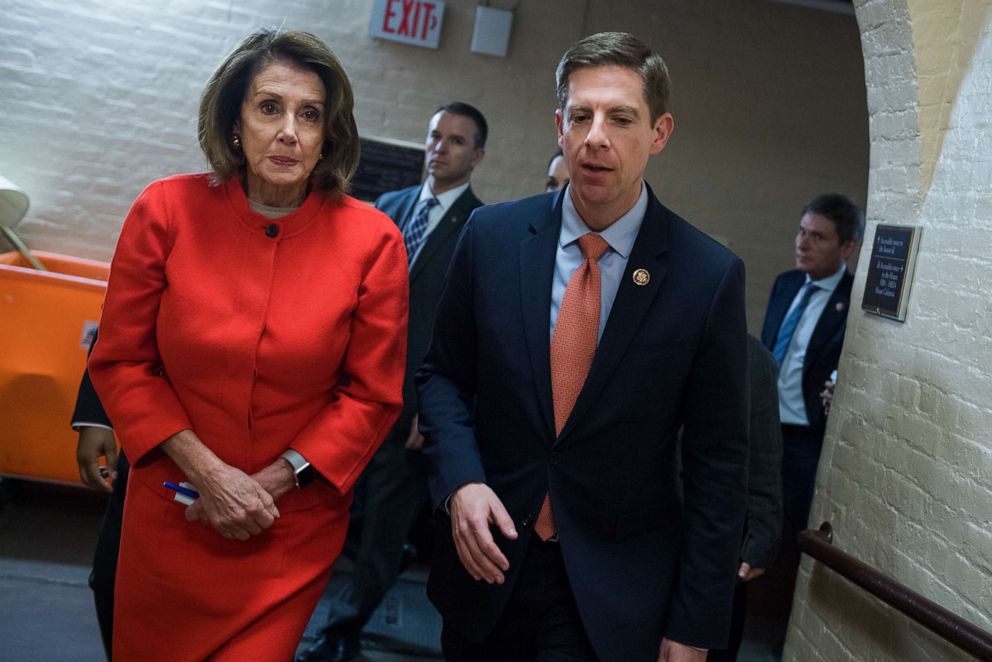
369;0;445;49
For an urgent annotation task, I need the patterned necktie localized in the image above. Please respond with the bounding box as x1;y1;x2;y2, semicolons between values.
535;233;610;541
403;197;439;264
772;282;819;365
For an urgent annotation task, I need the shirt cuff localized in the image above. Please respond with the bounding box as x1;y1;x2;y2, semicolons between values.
71;422;114;431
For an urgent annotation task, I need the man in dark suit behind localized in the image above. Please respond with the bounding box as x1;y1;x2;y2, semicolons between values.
759;194;862;645
417;33;748;662
298;101;487;662
760;193;863;532
709;336;782;662
71;329;127;660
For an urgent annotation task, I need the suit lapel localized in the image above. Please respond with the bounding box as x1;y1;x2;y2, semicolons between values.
805;270;852;366
520;191;563;441
391;188;421;233
764;273;803;348
557;190;672;443
411;189;479;282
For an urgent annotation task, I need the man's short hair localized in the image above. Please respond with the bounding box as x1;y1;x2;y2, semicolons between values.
435;101;488;149
803;194;865;244
555;32;671;122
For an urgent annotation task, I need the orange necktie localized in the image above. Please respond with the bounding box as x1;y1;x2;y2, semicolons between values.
535;233;609;541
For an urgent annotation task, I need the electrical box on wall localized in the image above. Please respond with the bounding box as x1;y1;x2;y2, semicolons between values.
471;6;513;57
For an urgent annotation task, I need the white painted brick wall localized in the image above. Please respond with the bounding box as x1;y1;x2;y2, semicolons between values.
0;0;867;332
787;1;992;660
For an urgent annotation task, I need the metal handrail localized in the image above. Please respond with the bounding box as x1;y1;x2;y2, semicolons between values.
798;522;992;661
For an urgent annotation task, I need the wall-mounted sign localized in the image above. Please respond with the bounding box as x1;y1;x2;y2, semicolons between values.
351;136;425;203
369;0;445;49
861;224;922;322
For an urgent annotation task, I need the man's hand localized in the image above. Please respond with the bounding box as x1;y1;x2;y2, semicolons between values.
76;427;117;492
820;379;836;416
404;414;425;450
737;561;766;582
449;482;518;584
183;463;280;541
658;638;707;661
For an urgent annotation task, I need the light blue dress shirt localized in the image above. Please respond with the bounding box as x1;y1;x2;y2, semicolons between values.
550;183;648;342
777;264;847;425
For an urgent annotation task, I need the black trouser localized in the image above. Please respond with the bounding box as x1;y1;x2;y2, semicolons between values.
89;452;129;660
781;424;824;530
318;429;430;639
441;536;597;662
707;578;747;662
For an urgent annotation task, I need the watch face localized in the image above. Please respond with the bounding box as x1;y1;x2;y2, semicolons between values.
297;464;316;488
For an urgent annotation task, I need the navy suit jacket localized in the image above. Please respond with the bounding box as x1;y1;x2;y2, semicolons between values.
376;184;482;436
72;330;112;428
416;186;749;659
760;269;853;433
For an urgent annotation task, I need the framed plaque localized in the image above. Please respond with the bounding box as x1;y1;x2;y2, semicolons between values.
351;136;425;203
861;224;922;321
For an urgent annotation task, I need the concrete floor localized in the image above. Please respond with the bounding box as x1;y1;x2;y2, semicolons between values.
0;479;782;661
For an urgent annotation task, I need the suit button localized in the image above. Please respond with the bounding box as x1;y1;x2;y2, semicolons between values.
550;451;561;465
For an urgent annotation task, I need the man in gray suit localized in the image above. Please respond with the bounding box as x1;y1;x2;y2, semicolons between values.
298;101;487;662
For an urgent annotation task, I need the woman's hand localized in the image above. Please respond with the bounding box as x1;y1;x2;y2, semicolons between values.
251;457;298;503
184;464;280;540
162;429;280;540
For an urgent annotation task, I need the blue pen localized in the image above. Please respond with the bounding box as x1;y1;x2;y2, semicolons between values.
164;481;200;500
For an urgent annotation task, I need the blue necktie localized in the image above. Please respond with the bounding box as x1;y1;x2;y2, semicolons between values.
773;282;819;365
402;197;438;265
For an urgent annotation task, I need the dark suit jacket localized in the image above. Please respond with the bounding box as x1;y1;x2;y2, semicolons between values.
72;368;112;428
72;330;112;428
417;187;749;659
760;268;853;433
741;335;782;569
377;184;482;438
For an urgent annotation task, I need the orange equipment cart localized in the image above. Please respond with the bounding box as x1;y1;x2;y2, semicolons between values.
0;250;109;485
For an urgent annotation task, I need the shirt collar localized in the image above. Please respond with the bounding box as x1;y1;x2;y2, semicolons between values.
804;263;847;293
420;181;470;212
560;181;648;258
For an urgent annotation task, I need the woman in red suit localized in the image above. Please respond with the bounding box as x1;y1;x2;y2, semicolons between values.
88;30;408;660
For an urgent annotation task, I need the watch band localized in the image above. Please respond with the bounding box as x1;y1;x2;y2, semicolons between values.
280;449;315;488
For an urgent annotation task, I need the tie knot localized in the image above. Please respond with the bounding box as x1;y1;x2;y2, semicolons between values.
422;197;439;211
578;233;609;261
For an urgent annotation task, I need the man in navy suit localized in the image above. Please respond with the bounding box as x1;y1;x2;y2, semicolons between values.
72;329;126;661
760;193;863;532
298;102;486;662
417;33;748;662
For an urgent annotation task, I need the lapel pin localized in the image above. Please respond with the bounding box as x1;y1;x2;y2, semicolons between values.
836;302;846;312
632;268;650;286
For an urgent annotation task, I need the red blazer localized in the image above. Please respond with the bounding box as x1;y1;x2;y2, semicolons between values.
89;173;407;659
